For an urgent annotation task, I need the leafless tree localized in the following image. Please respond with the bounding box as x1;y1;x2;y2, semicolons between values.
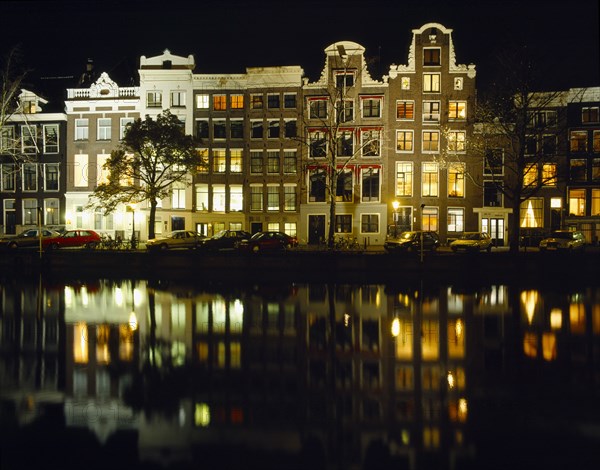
468;48;569;253
301;43;384;249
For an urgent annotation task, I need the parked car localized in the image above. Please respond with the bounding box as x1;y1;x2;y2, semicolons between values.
0;228;61;249
42;229;102;250
450;232;493;253
239;231;298;252
539;230;586;252
146;230;205;250
197;229;251;251
384;230;440;253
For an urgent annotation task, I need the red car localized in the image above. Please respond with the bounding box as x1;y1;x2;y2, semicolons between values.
43;229;102;250
239;231;298;252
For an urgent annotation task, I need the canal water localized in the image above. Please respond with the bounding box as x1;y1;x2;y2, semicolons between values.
0;276;598;470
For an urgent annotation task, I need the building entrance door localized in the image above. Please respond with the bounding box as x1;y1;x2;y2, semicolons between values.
483;217;505;246
308;215;325;245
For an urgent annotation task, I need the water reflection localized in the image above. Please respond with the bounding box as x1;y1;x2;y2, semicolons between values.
1;278;599;469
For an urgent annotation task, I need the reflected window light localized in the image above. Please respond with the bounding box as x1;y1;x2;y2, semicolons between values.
550;308;562;330
542;332;557;361
133;288;142;307
569;302;586;334
523;332;538;358
521;290;539;324
593;304;600;334
391;318;400;337
129;311;138;331
179;406;186;427
81;286;89;306
458;398;468;422
401;429;410;445
195;403;210;427
230;300;244;334
344;313;350;327
73;322;88;363
447;371;455;389
64;286;73;308
114;287;124;307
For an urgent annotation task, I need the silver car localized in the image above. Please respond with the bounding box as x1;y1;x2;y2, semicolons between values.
450;232;493;253
539;230;585;252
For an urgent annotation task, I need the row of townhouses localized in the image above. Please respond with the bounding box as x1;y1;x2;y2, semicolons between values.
1;22;599;246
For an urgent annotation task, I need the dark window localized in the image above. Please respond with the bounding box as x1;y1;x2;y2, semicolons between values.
230;121;243;139
284;94;296;109
196;120;209;139
423;48;441;66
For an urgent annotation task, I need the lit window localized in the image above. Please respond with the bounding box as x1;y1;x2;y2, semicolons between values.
284;185;297;211
230;94;244;109
396;162;413;197
520;198;543;227
44;198;59;225
569;189;586;216
230;149;242;173
267;185;279;211
592;189;600;216
97;154;110;186
523;164;538;188
172;184;186;209
230;185;243;211
213;95;227;110
23;198;38;224
401;77;410;90
447;131;466;152
396;101;414;120
422;131;440;152
73;154;88;187
447;208;464;232
423;73;440;92
448;163;465;197
542;163;557;186
212;185;225;212
422;101;440;122
448;101;466;120
421;207;439;232
212;149;226;173
196;94;209;109
593;131;600;153
422;162;439;197
196;184;209;211
396;130;413;152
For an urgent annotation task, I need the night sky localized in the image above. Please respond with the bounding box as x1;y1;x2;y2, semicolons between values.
3;0;599;104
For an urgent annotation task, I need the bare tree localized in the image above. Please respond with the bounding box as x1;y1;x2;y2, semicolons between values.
88;110;205;239
302;43;384;249
469;48;568;253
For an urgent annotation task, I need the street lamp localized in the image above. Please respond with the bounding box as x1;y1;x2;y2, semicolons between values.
392;200;400;237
